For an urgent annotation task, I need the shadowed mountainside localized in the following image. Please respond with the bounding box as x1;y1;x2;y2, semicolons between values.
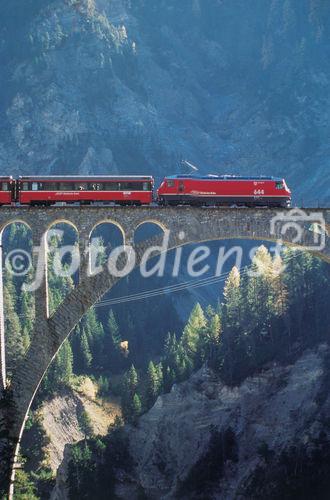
0;0;330;204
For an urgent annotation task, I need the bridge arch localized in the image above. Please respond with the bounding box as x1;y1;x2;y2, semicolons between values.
0;219;32;239
89;219;125;238
134;219;168;232
45;218;79;234
133;219;168;245
89;219;125;245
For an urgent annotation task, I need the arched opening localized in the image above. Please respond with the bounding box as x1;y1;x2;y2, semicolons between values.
89;221;125;272
46;221;79;315
134;220;167;245
0;221;34;379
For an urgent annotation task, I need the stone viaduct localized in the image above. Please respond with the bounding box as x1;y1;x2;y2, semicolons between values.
0;206;329;497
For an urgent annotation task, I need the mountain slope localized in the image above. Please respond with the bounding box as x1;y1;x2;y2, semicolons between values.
1;0;330;204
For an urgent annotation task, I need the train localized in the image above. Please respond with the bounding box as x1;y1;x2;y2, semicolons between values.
0;174;291;207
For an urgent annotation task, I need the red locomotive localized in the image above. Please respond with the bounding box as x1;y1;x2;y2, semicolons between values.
157;174;291;207
17;176;154;206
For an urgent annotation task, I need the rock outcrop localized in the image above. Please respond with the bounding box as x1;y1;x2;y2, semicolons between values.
52;344;330;498
40;377;121;473
114;344;329;498
31;377;121;500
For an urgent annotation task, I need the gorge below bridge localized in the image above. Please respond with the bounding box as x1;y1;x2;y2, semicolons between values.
0;205;329;498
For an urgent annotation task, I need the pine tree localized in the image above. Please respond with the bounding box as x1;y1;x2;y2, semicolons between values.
13;470;38;500
146;361;159;406
108;309;121;346
156;362;163;393
247;246;274;329
121;364;140;422
220;264;252;383
181;303;207;364
20;288;34;350
164;332;177;359
82;308;104;367
43;339;74;391
174;348;189;380
79;330;93;371
204;313;221;366
243;246;286;371
222;266;241;330
270;255;288;316
104;309;122;370
163;365;176;392
68;442;93;497
126;364;138;394
53;340;73;385
131;393;142;423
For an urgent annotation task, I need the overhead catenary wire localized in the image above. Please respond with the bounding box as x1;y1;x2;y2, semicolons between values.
92;250;303;309
14;248;304;318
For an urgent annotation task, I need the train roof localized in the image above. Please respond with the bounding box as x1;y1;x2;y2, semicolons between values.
166;174;283;181
18;175;154;181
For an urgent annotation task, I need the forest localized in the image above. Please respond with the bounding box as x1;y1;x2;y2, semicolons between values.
3;224;329;498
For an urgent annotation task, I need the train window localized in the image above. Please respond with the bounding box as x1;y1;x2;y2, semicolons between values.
32;182;39;191
275;182;284;190
59;182;74;191
22;182;29;191
46;182;58;190
124;182;137;190
2;182;8;191
167;180;174;188
143;182;148;191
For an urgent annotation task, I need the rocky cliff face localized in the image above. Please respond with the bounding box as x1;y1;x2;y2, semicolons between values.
40;377;121;472
52;343;330;499
116;344;330;498
34;377;121;499
1;0;330;204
